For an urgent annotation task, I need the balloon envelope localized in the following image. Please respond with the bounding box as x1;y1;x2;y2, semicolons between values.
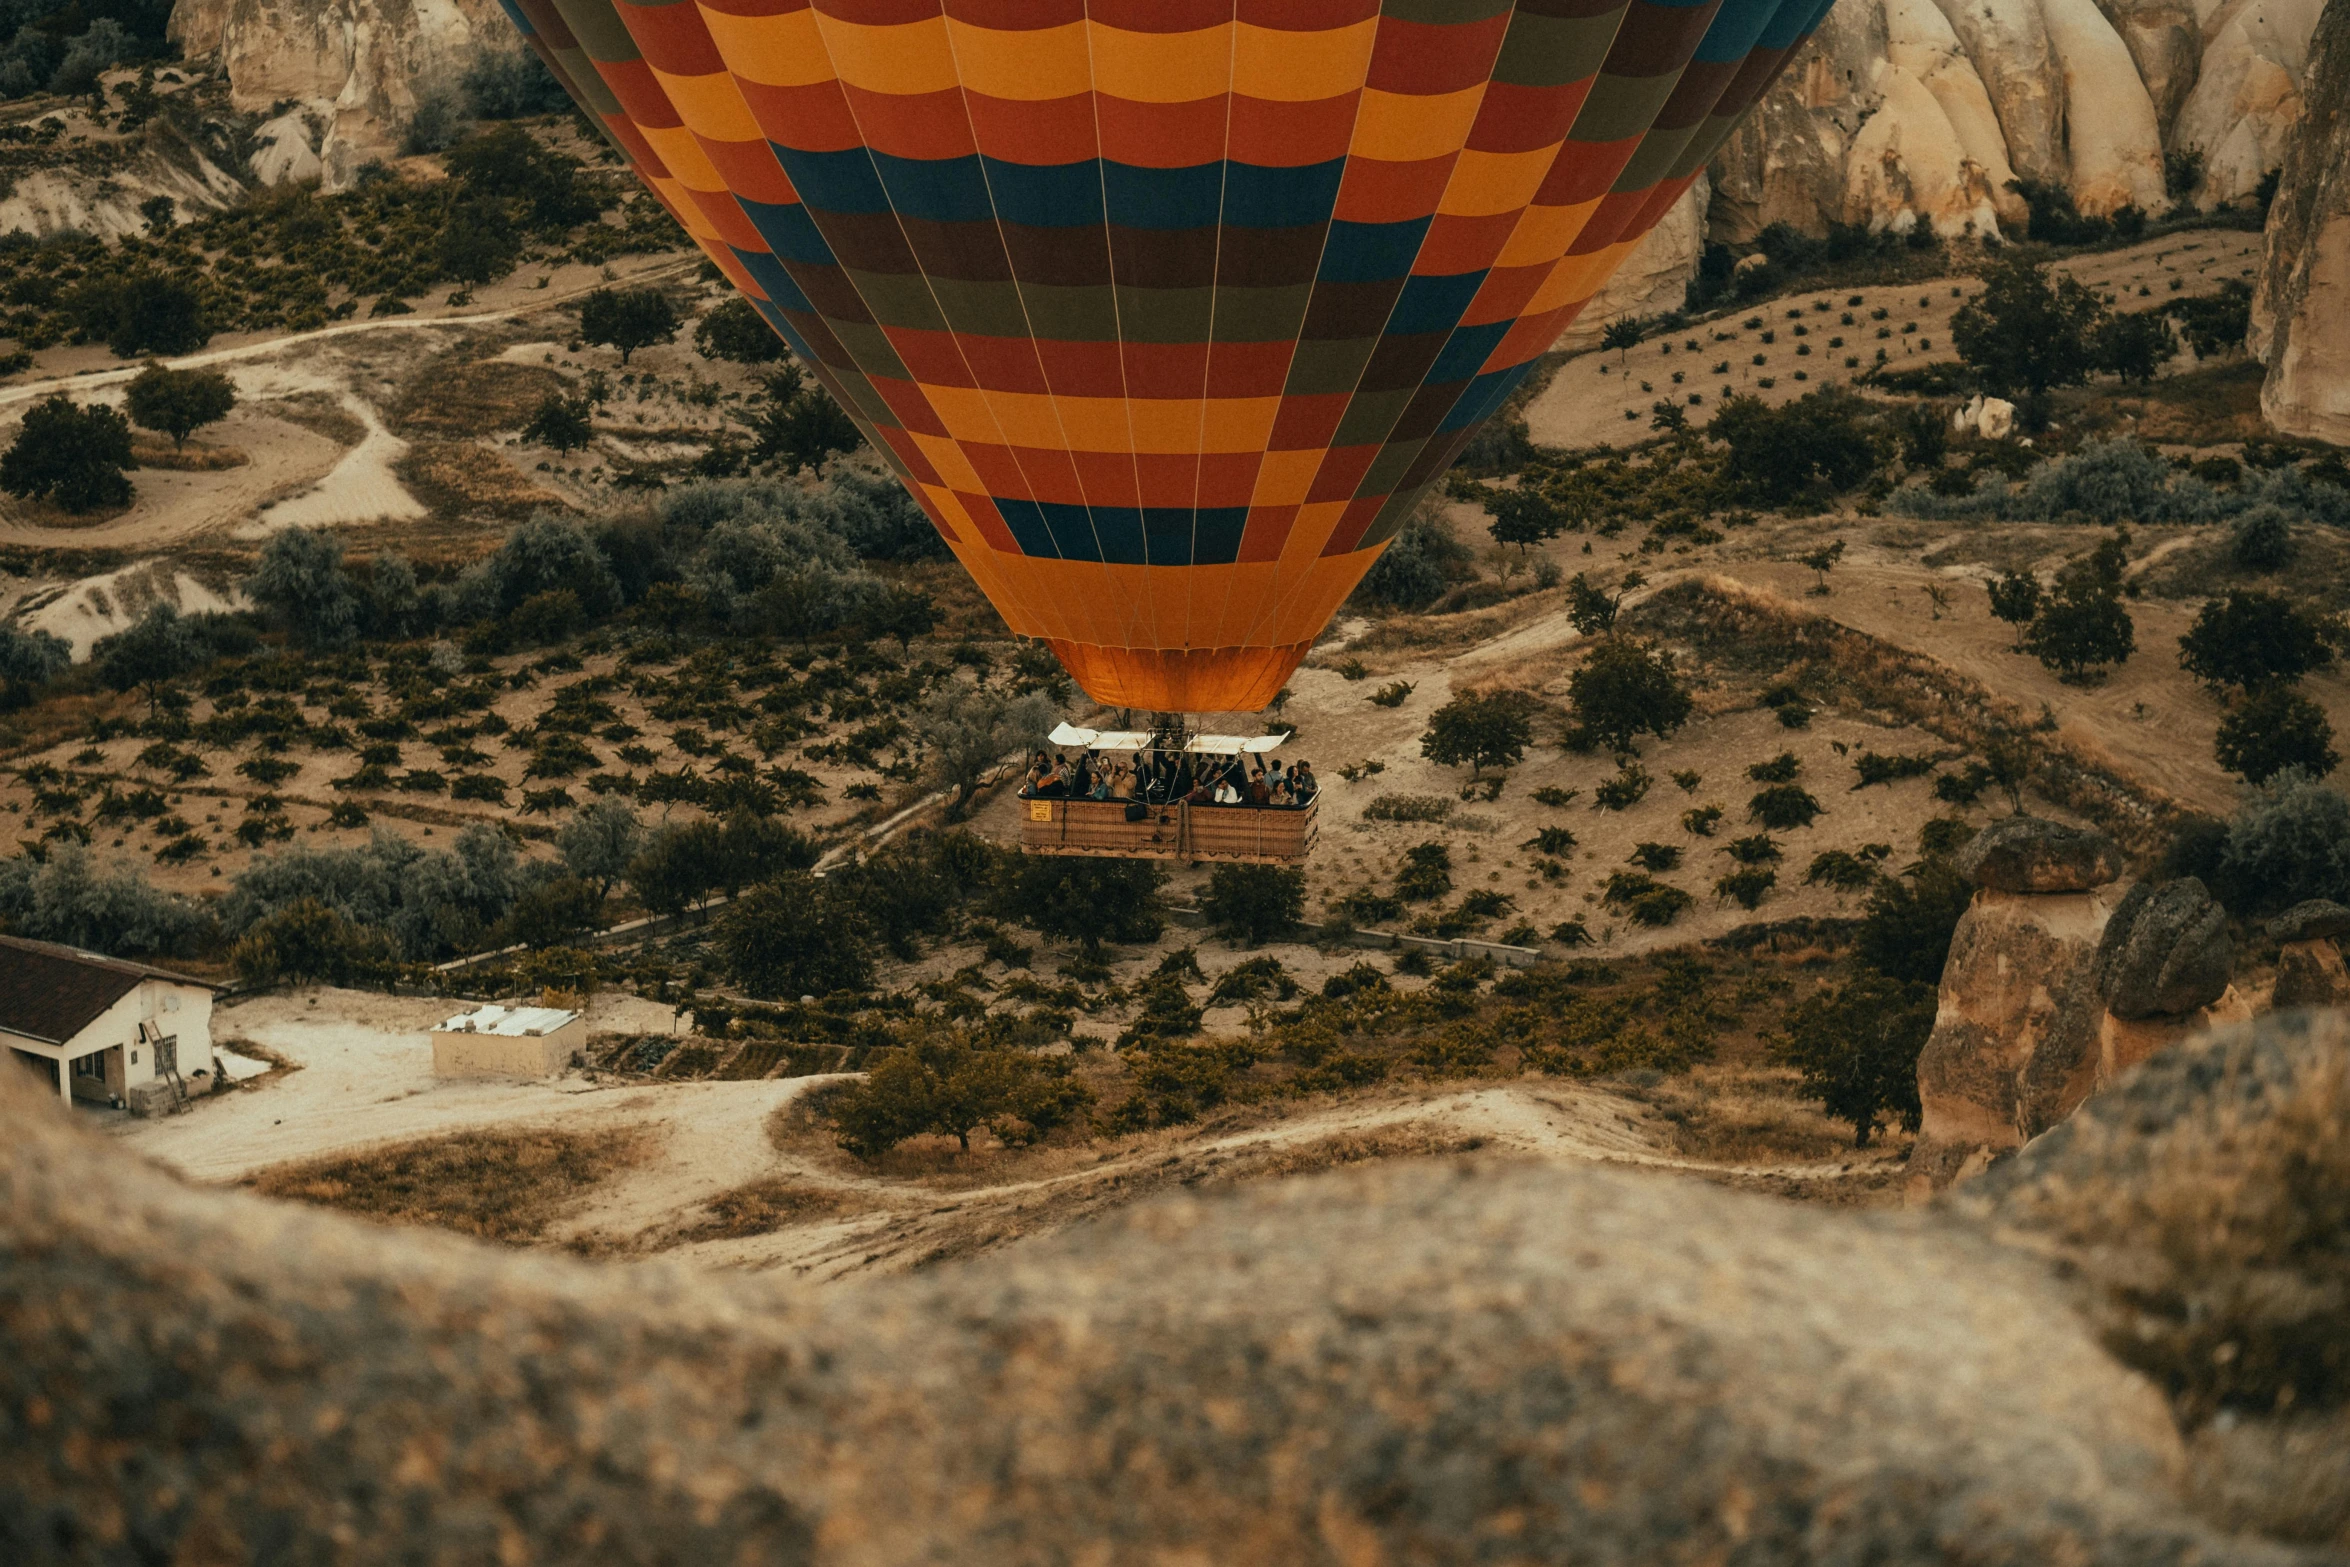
501;0;1836;712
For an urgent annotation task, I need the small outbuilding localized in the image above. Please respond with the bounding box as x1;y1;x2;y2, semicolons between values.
430;1003;585;1079
0;935;219;1116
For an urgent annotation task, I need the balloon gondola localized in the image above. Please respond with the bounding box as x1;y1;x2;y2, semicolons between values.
498;0;1837;716
1013;718;1317;864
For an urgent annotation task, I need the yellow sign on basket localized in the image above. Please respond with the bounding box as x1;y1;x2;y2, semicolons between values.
1029;800;1054;822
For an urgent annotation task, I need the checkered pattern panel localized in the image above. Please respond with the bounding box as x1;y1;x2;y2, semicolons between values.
501;0;1833;711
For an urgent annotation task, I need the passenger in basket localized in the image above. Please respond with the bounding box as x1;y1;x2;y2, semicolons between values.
1247;763;1271;806
1109;762;1136;800
1291;761;1318;804
1213;775;1241;805
1022;751;1049;794
1035;756;1069;798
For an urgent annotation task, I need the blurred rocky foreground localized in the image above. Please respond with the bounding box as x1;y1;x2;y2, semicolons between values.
3;1014;2347;1565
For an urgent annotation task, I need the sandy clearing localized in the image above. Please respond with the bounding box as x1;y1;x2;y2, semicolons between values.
243;392;425;536
547;1077;829;1250
16;562;243;658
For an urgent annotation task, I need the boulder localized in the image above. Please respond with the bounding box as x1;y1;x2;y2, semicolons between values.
2096;877;2234;1019
0;1056;2331;1564
2266;898;2350;943
1906;884;2116;1195
1955;814;2127;892
2041;0;2173;215
2252;0;2350;444
1978;395;2018;437
2272;940;2350;1008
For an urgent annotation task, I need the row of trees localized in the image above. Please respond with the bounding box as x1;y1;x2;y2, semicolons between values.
0;363;236;512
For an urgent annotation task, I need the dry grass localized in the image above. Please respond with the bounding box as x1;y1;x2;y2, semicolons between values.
267;392;366;447
2090;360;2268;446
393;359;571;436
246;1125;649;1245
1611;1065;1861;1165
2136;525;2350;615
396;439;567;521
213;1036;300;1082
669;1178;871;1243
1206;1124;1493;1184
132;442;248;471
1340;586;1563;663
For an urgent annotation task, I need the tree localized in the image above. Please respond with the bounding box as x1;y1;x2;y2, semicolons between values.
918;683;1057;820
2230;505;2296;571
2023;530;2135;682
1600;316;1643;365
737;364;861;472
862;582;937;650
2177;591;2338;693
627;820;730;917
720;873;874;998
1986;570;2042;648
994;855;1164;953
247;527;360;648
94;603;205;717
825;1026;1093;1158
1853;856;1973;985
1950;256;2104;416
694;297;787;363
1567;638;1692;755
579;287;679;364
1420;690;1534;778
1801;538;1845;594
1709;390;1879;507
2091;311;2175;384
522;392;594;452
1565;570;1641;636
1484;486;1562;553
64;272;210;357
1772;972;1934;1146
0;395;134;512
1200;864;1305;947
2216;688;2338;784
437;194;521;285
557;798;642;898
446;124;599;229
123;362;235;448
0;625;68;708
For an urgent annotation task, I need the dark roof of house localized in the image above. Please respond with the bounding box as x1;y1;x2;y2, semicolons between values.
0;935;214;1047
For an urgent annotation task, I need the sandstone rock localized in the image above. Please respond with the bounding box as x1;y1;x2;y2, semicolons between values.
2252;0;2350;444
1956;814;2128;892
1708;0;1887;242
2090;0;2207;127
1887;0;2031;227
2042;0;2173;214
2097;877;2235;1018
0;1064;2328;1564
2273;940;2350;1008
1906;884;2116;1195
1844;61;2010;236
2177;0;2328;208
1555;177;1709;353
169;0;516;186
1928;0;2070;185
2268;899;2350;942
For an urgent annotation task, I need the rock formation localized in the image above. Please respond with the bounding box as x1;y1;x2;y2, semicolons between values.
1710;0;2326;242
1906;818;2251;1198
2252;0;2350;446
1558;179;1711;351
4;1021;2346;1563
168;0;517;186
2267;899;2350;1008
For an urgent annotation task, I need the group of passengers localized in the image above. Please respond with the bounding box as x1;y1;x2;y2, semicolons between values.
1020;749;1317;809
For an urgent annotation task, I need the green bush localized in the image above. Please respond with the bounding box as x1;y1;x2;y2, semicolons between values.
827;1027;1093;1157
1772;973;1933;1146
1200;863;1305;946
0;395;133;512
1714;867;1775;909
1601;871;1693;926
1747;784;1824;829
2216;688;2338;785
1393;842;1453;902
719;873;873;998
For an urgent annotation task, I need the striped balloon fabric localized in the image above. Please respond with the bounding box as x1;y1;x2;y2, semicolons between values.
500;0;1837;713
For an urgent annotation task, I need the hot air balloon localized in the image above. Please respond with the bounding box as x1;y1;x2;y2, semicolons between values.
498;0;1838;718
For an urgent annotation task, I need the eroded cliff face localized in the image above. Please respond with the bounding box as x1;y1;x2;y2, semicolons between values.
169;0;512;186
2252;0;2350;444
1712;0;2325;241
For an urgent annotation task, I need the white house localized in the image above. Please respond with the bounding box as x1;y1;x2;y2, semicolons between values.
430;1003;585;1079
0;935;218;1116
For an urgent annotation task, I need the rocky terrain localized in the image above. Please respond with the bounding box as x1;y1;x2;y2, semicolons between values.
4;1010;2347;1561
